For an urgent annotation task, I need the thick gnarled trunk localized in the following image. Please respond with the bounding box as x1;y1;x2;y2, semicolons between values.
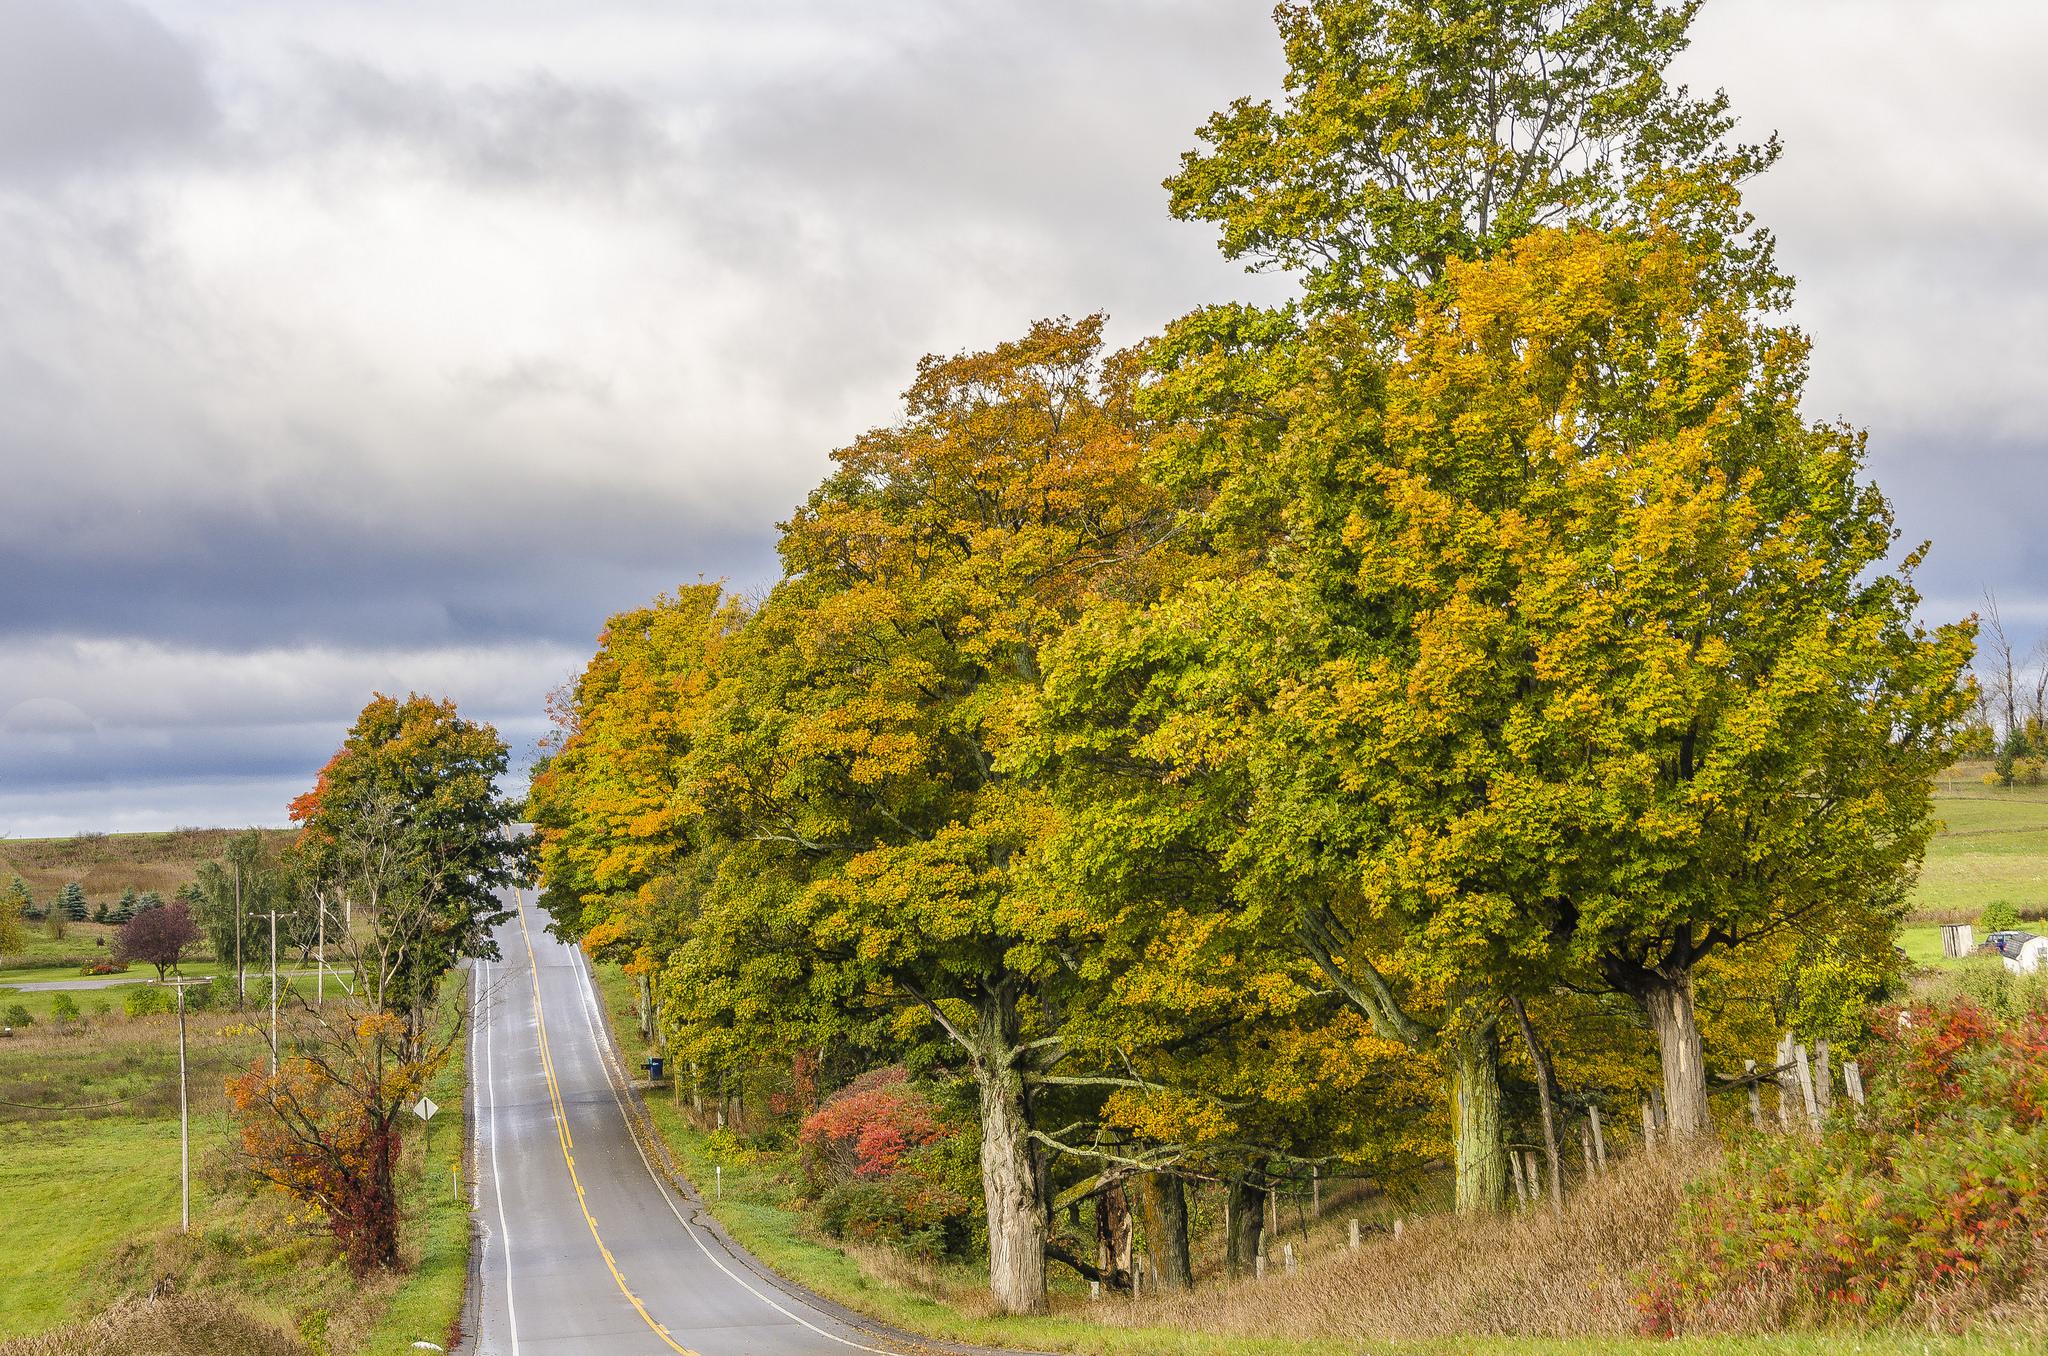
1130;1171;1191;1291
1094;1177;1133;1292
974;996;1047;1315
1226;1169;1266;1276
1450;1021;1506;1214
1640;969;1711;1138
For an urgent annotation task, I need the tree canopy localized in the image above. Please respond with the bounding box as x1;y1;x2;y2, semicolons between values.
526;0;1973;1313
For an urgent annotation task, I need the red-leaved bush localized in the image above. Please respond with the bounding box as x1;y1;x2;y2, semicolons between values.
798;1067;947;1184
1638;999;2048;1334
796;1067;974;1259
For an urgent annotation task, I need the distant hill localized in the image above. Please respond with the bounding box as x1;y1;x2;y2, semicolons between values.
0;828;297;908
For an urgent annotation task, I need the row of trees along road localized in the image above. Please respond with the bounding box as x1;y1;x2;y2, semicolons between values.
529;0;1975;1316
229;694;524;1273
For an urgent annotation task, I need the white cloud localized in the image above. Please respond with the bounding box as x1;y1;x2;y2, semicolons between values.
0;0;2040;828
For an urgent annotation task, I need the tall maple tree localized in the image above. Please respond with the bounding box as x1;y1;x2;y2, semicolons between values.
290;693;525;1053
669;316;1171;1314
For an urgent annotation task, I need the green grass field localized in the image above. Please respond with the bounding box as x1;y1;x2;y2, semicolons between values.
1914;772;2048;921
0;980;470;1353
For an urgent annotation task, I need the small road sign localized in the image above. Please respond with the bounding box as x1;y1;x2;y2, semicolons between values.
413;1096;440;1122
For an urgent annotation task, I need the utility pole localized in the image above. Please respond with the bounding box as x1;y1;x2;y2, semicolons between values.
316;893;325;1007
158;977;210;1232
259;909;285;1076
233;853;244;1008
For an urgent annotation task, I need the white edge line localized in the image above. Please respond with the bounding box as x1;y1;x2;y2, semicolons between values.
554;932;904;1356
484;955;521;1354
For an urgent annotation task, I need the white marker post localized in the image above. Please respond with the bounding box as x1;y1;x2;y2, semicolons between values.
157;976;212;1233
414;1094;440;1173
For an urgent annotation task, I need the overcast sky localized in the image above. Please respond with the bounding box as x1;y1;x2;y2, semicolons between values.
0;0;2041;837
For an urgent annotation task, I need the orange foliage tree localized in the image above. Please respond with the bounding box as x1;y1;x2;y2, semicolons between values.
228;1003;454;1273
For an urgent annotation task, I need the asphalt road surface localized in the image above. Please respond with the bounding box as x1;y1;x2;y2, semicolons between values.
467;888;953;1356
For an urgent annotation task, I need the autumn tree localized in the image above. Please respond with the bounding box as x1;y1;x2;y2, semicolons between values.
1166;0;1775;309
665;317;1169;1314
1207;222;1968;1145
115;898;200;980
290;694;524;1052
230;996;457;1273
0;877;25;959
530;583;746;1045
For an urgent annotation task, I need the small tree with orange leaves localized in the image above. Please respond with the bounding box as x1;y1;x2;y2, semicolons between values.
229;999;458;1273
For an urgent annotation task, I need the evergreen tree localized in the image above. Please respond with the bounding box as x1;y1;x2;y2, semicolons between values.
59;882;88;923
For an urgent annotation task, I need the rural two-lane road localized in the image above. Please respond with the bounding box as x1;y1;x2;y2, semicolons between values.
466;888;952;1356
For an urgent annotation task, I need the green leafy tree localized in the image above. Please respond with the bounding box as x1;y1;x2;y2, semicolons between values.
290;694;526;1052
1980;901;2022;934
193;831;292;1005
1260;224;1963;1139
1166;0;1775;309
0;882;25;959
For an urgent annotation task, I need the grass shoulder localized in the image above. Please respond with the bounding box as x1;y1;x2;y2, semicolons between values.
0;979;470;1355
585;962;2025;1356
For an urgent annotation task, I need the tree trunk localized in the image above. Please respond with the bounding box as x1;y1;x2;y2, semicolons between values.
1450;1021;1506;1214
1094;1177;1133;1293
1225;1168;1266;1277
1129;1172;1192;1292
975;999;1047;1316
1507;996;1564;1212
1639;968;1712;1138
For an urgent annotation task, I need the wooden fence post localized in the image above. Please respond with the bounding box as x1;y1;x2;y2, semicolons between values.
1844;1060;1866;1109
1580;1122;1597;1180
1311;1164;1320;1218
1641;1098;1657;1149
1589;1106;1607;1172
1348;1217;1360;1250
1283;1242;1296;1274
1775;1032;1798;1132
1813;1038;1834;1119
1392;1217;1404;1241
1509;1147;1528;1205
1793;1042;1822;1132
1523;1150;1543;1212
1745;1058;1765;1130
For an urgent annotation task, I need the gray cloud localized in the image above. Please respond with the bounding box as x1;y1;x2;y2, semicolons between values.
0;0;2040;833
0;0;213;179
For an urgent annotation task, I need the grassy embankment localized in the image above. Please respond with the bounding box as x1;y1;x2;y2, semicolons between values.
0;829;294;906
588;963;2035;1356
0;973;469;1355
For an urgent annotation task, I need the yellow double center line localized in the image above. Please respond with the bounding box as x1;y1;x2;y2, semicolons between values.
515;890;700;1356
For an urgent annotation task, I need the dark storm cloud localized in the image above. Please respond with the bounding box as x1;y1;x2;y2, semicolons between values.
0;0;212;179
0;0;2042;835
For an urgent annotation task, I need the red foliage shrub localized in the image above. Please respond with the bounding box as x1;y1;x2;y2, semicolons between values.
798;1066;947;1186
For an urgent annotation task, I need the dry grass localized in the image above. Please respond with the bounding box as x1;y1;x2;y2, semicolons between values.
0;829;293;910
0;1294;309;1356
1102;1152;1697;1342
